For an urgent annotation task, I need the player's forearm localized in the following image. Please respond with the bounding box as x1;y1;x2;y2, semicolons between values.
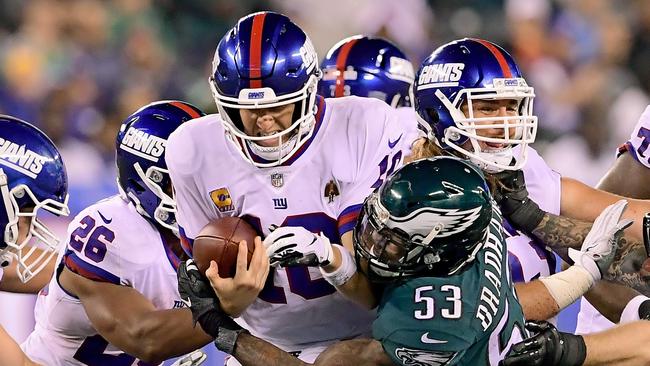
321;238;377;309
583;321;650;366
313;338;394;366
529;213;592;261
514;281;560;321
583;281;640;323
102;308;213;363
335;271;378;309
604;236;650;296
233;333;308;366
0;325;41;366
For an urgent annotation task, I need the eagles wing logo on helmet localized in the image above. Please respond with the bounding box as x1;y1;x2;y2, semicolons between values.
389;205;484;241
395;347;457;366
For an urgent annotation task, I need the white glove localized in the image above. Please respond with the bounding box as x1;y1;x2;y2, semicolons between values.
264;226;334;267
568;199;633;281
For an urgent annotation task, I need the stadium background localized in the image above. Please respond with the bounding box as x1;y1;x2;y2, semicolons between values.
1;0;649;363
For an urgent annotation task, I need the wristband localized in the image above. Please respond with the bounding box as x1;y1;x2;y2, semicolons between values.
213;317;248;355
561;332;587;366
538;265;595;310
319;244;357;287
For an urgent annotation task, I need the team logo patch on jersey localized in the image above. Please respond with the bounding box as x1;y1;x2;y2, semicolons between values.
395;347;457;366
324;179;340;203
270;172;284;188
210;188;234;213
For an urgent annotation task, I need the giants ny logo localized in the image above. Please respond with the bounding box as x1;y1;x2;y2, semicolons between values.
119;126;166;162
0;137;47;179
273;198;288;210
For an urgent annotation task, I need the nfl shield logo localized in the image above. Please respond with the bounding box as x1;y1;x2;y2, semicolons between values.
271;173;284;188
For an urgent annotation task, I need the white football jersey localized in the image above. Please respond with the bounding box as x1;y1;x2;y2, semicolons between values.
166;96;419;352
506;146;562;284
22;195;184;366
573;106;650;334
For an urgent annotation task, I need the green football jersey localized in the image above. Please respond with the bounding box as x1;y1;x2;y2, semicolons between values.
373;208;527;366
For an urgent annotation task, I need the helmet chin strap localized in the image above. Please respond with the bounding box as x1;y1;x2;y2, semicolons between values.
470;148;515;173
247;133;299;161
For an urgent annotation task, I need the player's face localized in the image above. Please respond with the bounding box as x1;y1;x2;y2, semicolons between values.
239;103;296;147
3;215;32;251
460;98;519;152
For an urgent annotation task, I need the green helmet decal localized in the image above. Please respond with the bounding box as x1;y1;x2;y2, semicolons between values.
354;156;493;281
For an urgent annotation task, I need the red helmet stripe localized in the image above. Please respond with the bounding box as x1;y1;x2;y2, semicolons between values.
472;39;512;78
334;38;359;97
249;13;267;89
170;101;201;119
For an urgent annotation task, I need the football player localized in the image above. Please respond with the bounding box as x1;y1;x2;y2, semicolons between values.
21;101;216;365
166;11;420;364
0;115;70;366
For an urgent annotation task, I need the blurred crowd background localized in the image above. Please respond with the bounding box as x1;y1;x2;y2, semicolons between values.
1;0;649;361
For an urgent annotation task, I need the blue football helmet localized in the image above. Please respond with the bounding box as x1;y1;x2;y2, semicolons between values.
116;100;205;235
0;115;69;283
413;38;537;172
209;11;321;168
319;35;414;108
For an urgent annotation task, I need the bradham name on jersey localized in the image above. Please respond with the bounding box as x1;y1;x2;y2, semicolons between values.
476;208;506;331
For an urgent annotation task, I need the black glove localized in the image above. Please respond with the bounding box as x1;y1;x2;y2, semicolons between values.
492;169;545;234
177;259;238;339
500;321;586;366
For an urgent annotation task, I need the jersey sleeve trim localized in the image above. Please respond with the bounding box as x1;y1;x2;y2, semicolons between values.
617;141;636;160
337;203;362;236
63;250;121;285
179;226;194;257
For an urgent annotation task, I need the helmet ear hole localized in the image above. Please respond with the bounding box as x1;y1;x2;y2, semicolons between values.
127;178;146;194
426;109;439;124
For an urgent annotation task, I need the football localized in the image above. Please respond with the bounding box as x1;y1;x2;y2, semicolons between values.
192;217;258;278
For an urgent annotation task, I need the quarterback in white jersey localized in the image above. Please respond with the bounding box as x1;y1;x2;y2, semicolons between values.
22;101;213;365
167;12;420;363
168;95;419;357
